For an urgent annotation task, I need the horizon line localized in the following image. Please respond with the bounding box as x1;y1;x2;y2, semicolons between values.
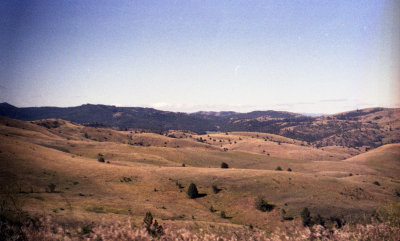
2;101;395;116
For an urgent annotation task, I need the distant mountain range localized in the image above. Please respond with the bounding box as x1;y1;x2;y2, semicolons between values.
0;102;305;131
1;102;399;148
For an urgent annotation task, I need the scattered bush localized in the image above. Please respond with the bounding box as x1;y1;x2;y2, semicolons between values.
98;156;105;162
220;211;227;219
175;181;184;189
314;214;325;227
254;196;274;212
187;183;199;199
221;162;229;168
275;166;282;171
329;216;343;228
209;206;216;212
373;181;380;186
80;224;93;234
212;185;220;194
301;207;312;227
287;168;292;172
121;177;132;182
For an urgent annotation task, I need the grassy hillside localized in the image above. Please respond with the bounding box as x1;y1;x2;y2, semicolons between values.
0;117;399;240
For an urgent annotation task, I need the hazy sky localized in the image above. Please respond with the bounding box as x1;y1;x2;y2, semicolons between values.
1;0;399;114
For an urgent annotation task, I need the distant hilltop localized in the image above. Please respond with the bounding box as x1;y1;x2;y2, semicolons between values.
0;102;399;148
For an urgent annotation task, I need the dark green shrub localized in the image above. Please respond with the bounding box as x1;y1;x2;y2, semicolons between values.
98;156;105;162
187;183;199;199
143;211;164;238
221;162;229;168
275;166;282;171
287;168;292;172
373;181;380;186
301;207;312;227
209;205;216;212
254;196;274;212
220;211;227;219
81;224;93;234
281;208;286;220
314;214;325;227
47;183;56;193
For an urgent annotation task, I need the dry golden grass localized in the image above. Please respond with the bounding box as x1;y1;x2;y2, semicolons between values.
0;116;399;239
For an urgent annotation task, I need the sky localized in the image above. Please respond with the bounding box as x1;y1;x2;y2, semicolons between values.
0;0;399;114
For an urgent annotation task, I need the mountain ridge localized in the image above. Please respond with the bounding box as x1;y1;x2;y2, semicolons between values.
1;102;399;148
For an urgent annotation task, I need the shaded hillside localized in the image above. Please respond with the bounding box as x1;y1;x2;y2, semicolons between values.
0;102;304;133
280;108;400;147
0;103;218;132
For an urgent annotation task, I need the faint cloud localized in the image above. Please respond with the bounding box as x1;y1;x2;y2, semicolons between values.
319;98;347;103
151;102;170;109
234;65;241;76
149;102;257;112
275;101;316;107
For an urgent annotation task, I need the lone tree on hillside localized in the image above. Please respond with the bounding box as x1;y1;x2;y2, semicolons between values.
187;183;199;199
221;162;229;168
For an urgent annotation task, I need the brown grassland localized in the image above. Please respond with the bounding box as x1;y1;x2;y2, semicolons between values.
0;116;399;240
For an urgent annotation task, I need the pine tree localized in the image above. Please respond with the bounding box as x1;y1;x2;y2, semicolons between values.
187;183;199;199
221;162;229;168
143;211;153;229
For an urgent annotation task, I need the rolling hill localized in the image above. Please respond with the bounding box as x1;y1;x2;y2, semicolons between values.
1;103;399;149
0;116;399;239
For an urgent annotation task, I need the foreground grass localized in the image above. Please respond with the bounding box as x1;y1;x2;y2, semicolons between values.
2;213;400;241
